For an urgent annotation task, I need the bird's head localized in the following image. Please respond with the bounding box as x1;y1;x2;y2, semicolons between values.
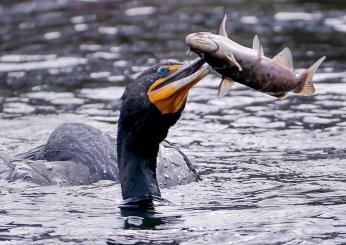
118;59;208;147
147;58;209;114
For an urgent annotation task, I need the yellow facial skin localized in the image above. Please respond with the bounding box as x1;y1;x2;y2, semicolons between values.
147;64;209;114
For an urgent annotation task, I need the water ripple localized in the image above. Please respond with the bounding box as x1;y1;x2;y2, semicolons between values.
0;0;346;244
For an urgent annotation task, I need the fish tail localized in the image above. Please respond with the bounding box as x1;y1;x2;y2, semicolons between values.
295;56;326;96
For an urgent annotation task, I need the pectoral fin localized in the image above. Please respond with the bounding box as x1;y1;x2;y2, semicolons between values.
273;47;294;71
226;54;242;71
275;92;288;100
218;77;235;98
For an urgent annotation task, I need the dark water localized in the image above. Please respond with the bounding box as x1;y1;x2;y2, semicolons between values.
1;0;346;244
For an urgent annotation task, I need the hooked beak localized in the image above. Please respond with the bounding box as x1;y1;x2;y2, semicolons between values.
147;58;209;114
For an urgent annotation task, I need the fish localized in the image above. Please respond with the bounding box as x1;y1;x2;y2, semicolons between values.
185;15;326;99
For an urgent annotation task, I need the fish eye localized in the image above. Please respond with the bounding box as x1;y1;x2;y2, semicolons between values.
156;66;168;76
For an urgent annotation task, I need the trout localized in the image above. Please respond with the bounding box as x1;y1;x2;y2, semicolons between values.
186;15;326;99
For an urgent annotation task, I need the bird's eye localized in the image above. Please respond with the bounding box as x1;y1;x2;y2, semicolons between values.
156;66;168;76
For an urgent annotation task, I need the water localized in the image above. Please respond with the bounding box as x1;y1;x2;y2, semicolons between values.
0;0;346;244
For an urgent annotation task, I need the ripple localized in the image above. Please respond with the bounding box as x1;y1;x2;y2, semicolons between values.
325;16;346;33
70;16;85;24
314;72;346;82
74;23;88;32
79;87;125;101
125;6;156;16
0;0;346;244
303;116;339;125
98;26;118;35
0;54;57;63
274;12;321;21
3;102;35;115
240;16;259;25
0;57;86;72
43;31;61;40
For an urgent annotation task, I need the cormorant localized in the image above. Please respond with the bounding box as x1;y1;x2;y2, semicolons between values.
0;58;208;207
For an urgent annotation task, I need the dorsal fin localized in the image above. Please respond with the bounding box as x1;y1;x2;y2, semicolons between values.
218;77;235;98
252;35;260;50
253;35;264;59
257;44;264;59
219;14;228;38
273;47;294;71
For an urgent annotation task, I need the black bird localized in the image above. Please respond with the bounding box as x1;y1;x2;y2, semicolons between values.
0;59;208;207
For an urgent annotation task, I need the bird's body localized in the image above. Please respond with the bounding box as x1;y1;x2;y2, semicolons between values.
1;123;198;187
0;58;208;207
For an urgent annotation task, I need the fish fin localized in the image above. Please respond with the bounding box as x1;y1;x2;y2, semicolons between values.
296;56;326;96
226;54;242;71
252;35;264;59
275;92;288;100
252;35;260;50
273;47;294;71
218;77;235;98
257;44;264;60
219;14;229;38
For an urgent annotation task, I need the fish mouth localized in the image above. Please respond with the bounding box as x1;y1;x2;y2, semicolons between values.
186;32;219;54
147;58;209;114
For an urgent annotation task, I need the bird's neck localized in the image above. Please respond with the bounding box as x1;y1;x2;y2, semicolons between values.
117;126;161;202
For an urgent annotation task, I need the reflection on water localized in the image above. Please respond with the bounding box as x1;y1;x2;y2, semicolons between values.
120;208;180;230
0;0;346;244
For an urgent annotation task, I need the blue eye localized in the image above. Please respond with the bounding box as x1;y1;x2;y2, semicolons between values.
157;66;168;76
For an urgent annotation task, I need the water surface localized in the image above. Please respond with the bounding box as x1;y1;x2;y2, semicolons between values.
0;0;345;244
